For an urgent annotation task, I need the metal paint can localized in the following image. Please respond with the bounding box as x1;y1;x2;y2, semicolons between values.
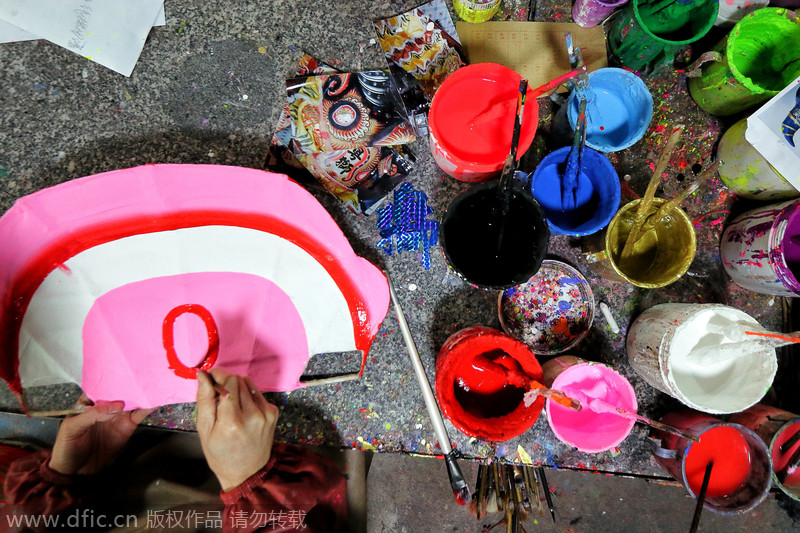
687;8;800;116
720;198;800;296
581;198;695;288
626;303;777;414
651;409;773;515
717;118;798;201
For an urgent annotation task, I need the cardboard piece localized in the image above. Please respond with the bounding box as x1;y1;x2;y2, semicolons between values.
455;21;608;88
746;76;800;192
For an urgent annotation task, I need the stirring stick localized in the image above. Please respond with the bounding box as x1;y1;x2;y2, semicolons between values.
689;462;713;533
524;382;583;411
780;428;800;454
385;272;472;505
620;125;684;262
581;396;700;442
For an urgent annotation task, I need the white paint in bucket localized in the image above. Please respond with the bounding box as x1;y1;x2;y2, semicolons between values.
627;303;777;414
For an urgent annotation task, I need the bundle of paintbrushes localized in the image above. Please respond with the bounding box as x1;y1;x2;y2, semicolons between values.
473;462;557;531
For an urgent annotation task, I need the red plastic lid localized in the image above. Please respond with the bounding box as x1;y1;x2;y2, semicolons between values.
429;63;540;173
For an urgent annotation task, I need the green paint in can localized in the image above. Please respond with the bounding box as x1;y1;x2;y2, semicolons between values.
607;0;718;71
688;8;800;116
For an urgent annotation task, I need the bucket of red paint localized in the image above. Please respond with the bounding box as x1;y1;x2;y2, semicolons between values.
428;63;539;182
543;360;638;453
651;409;772;515
720;198;800;296
730;403;800;502
435;326;545;442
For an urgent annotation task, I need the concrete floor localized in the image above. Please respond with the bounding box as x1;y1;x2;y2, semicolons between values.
366;453;800;533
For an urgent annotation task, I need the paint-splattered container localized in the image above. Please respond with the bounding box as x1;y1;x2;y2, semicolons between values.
572;0;628;28
435;326;545;442
453;0;501;23
729;403;800;501
428;63;539;182
717;118;798;201
607;0;718;71
498;260;594;354
626;303;777;414
715;0;769;27
720;198;800;296
652;409;773;515
545;361;637;453
687;8;800;116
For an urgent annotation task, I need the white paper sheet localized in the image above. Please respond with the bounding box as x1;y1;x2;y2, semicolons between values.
0;0;164;75
746;76;800;192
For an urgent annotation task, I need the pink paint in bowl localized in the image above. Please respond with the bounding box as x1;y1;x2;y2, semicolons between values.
546;362;638;453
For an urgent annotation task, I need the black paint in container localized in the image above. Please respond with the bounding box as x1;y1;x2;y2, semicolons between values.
441;179;550;290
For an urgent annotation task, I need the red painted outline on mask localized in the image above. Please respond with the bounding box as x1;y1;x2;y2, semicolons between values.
162;304;220;379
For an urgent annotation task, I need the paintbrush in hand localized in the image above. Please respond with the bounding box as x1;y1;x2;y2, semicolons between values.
561;97;587;211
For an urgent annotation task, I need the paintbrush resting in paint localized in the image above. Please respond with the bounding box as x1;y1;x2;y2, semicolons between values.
385;272;472;506
621;161;721;261
778;445;800;484
620;124;684;263
494;79;529;254
689;322;800;366
529;69;583;99
561;97;587;211
578;394;700;442
469;352;581;410
689;462;713;533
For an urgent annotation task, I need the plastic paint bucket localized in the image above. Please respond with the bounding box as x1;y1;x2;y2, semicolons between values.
687;8;800;116
651;409;772;515
440;176;550;290
729;403;800;501
567;68;653;153
454;0;501;23
429;63;539;182
545;361;637;453
720;198;800;296
581;198;695;288
715;0;769;27
717;118;798;201
572;0;629;27
435;326;544;442
607;0;718;71
498;260;595;355
530;146;621;236
626;303;777;414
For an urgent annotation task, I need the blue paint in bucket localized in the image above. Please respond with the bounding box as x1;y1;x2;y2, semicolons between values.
567;68;653;153
530;146;621;236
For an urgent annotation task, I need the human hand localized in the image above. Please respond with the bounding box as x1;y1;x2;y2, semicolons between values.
48;395;152;476
196;369;278;492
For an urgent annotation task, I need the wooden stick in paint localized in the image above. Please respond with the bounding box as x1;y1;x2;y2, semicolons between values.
620;125;684;262
689;462;713;533
300;372;361;388
582;396;700;442
525;381;582;411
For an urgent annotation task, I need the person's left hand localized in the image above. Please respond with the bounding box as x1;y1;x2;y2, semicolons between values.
48;395;152;476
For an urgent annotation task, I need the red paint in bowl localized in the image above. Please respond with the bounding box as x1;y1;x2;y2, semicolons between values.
429;63;540;182
435;326;544;441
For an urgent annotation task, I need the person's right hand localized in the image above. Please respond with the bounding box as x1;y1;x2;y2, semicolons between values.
196;369;279;492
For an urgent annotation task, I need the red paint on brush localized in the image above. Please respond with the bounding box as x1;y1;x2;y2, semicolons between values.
685;426;752;498
435;326;543;442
